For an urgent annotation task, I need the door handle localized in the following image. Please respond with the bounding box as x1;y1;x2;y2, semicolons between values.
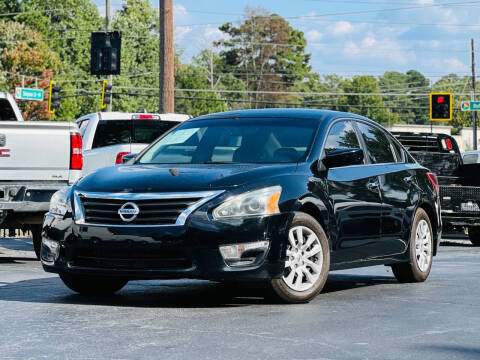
403;175;414;184
366;179;379;191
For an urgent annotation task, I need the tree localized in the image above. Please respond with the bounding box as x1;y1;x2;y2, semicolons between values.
0;20;62;120
432;73;471;130
339;75;397;125
216;7;311;107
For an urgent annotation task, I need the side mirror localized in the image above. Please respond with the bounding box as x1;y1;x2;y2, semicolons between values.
122;153;138;164
322;148;364;169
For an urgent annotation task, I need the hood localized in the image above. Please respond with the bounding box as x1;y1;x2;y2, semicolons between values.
76;163;297;193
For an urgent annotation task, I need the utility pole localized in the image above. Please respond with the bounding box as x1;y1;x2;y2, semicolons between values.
159;0;174;113
472;38;477;150
106;0;113;111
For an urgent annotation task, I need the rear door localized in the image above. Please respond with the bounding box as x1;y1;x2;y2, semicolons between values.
321;120;383;264
355;121;412;257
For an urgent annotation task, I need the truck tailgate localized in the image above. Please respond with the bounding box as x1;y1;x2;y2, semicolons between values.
0;121;75;181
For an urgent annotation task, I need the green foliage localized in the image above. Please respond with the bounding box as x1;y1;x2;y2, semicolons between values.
0;1;474;129
216;7;311;107
339;76;398;125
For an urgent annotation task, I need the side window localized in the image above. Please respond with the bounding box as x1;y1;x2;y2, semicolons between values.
323;121;361;155
356;122;395;164
389;136;405;163
77;120;89;137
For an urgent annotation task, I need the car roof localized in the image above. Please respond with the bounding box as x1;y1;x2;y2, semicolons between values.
78;112;191;122
190;108;370;123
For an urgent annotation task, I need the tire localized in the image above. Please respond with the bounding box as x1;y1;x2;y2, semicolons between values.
391;208;433;283
60;273;128;296
270;212;330;303
468;227;480;246
31;226;42;259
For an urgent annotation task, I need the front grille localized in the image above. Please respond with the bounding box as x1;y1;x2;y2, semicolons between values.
80;196;203;225
440;186;480;202
71;249;193;270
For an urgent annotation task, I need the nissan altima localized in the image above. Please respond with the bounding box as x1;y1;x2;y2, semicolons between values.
41;109;441;303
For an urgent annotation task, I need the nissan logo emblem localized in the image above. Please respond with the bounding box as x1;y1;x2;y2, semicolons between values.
118;202;140;222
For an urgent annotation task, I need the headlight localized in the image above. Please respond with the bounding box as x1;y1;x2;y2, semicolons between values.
49;187;71;216
213;186;282;219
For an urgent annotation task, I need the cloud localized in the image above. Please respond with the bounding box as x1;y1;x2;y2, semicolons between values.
430;58;469;73
201;25;227;43
328;21;354;36
342;35;414;65
306;29;323;42
174;4;188;16
175;26;192;42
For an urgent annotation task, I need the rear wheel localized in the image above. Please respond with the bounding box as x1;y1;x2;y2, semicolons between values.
467;227;480;246
31;226;42;259
60;273;128;296
270;212;330;303
391;208;433;283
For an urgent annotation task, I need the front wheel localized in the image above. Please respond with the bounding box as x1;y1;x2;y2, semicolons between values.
270;212;330;303
467;227;480;246
391;208;433;283
60;273;128;296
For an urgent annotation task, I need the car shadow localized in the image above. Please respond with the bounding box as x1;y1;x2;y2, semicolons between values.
0;270;398;308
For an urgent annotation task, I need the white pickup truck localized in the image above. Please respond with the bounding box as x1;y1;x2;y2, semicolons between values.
0;92;82;257
76;112;191;175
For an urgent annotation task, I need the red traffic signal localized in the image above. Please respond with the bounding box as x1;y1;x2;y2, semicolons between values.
430;93;452;121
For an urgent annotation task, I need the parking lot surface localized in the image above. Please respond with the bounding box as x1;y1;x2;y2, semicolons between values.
1;236;479;360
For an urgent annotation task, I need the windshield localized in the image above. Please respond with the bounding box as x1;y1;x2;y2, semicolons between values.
138;118;318;164
92;120;180;149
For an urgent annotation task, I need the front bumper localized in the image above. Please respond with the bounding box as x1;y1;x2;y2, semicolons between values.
41;210;292;282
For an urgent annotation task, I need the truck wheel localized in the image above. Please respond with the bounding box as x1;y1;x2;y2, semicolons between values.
391;208;433;283
59;273;128;296
270;212;330;303
467;227;480;246
31;226;42;259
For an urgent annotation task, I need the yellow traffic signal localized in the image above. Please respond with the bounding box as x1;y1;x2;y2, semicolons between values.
101;80;112;109
48;81;61;114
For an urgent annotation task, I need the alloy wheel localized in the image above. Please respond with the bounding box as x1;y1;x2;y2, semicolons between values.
282;226;323;292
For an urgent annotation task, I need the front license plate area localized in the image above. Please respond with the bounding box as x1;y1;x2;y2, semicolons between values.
461;202;480;212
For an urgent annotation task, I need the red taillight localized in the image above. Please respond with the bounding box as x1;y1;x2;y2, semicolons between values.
446;139;452;150
138;114;153;120
115;151;131;165
70;133;83;170
426;172;439;195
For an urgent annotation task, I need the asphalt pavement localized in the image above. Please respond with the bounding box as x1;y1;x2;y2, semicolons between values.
0;236;479;360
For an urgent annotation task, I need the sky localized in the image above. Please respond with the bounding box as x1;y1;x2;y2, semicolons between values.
95;0;480;80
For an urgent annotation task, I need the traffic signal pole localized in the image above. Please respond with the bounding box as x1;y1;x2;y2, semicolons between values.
472;39;477;150
106;0;113;112
159;0;174;113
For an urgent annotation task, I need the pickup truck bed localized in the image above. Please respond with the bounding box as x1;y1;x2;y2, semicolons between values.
0;93;82;256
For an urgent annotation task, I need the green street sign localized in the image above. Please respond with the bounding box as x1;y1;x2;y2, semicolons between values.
15;87;44;101
461;101;480;111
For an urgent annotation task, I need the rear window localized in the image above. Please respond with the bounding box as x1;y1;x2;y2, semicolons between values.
92;120;179;149
0;99;17;121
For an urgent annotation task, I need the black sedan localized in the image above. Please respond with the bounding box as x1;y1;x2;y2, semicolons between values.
41;109;441;303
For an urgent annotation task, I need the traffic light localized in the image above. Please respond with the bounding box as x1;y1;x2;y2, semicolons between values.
101;80;112;109
48;81;62;114
91;31;122;76
430;93;452;121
